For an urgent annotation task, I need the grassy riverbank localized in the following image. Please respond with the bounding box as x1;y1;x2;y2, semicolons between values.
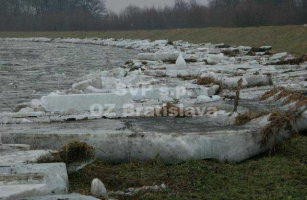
69;135;307;200
1;25;307;56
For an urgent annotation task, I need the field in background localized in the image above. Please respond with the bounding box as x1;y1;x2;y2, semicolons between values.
0;25;307;56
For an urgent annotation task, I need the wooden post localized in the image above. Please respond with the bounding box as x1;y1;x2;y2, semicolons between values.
233;78;243;113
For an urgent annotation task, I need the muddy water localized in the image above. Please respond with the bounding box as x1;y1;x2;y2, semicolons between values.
0;40;139;112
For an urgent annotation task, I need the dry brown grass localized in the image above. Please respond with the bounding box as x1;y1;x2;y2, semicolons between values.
195;77;216;85
261;88;307;109
58;140;96;164
222;49;240;57
235;111;270;126
296;98;307;109
177;74;199;81
259;87;283;101
283;92;305;105
37;140;95;165
258;87;307;151
275;90;293;101
261;110;298;151
194;77;223;94
269;56;304;65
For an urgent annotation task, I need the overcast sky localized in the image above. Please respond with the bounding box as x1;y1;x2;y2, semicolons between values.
105;0;208;13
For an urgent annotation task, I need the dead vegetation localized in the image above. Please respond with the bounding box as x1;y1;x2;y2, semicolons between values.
177;74;199;81
246;47;272;56
58;140;96;164
259;87;306;150
260;87;307;108
194;77;223;94
185;58;198;63
166;41;174;46
271;56;304;65
235;111;270;126
215;44;230;48
195;76;221;88
222;49;240;57
177;74;222;88
260;87;282;101
261;110;299;151
249;87;307;151
195;77;216;85
37;140;96;165
275;90;294;101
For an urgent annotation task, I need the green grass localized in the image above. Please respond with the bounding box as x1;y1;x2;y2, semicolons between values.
0;25;307;56
69;135;307;200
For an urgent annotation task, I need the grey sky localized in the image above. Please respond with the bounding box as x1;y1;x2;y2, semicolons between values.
105;0;208;13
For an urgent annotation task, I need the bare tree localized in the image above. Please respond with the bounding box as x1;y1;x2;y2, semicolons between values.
0;0;306;31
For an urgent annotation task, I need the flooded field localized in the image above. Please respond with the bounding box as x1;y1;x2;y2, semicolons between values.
0;40;138;112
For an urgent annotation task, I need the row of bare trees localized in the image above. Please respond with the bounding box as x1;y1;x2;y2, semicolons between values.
0;0;107;30
0;0;306;31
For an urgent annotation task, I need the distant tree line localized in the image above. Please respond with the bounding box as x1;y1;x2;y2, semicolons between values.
0;0;306;31
0;0;107;31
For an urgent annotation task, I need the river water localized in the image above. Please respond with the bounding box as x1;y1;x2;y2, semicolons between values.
0;40;139;112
